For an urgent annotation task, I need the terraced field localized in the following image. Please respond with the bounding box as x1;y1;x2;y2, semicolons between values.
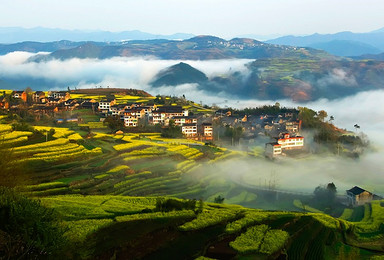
35;194;384;259
0;123;236;200
2;119;384;259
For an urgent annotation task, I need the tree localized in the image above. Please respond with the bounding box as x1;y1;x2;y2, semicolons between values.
313;182;337;208
161;120;182;138
24;87;33;105
103;115;124;132
214;195;225;204
298;106;318;128
354;124;360;132
318;110;328;122
224;125;243;145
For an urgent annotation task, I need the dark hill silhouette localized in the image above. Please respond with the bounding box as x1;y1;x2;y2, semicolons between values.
151;62;208;87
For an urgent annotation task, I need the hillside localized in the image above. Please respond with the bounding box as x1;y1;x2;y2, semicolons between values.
6;193;384;259
351;52;384;61
0;40;86;55
308;40;382;57
151;59;384;101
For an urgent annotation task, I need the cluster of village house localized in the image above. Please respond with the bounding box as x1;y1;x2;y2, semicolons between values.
1;90;214;140
215;109;305;157
1;90;307;146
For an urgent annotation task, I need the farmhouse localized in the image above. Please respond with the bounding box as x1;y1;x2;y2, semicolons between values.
181;123;198;137
47;91;70;100
98;98;116;113
277;133;304;149
151;106;188;125
265;132;304;157
265;142;283;156
346;186;374;206
202;122;213;140
173;116;197;126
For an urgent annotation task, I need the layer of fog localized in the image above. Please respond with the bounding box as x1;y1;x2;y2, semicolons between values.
0;51;251;91
214;91;384;197
1;52;383;196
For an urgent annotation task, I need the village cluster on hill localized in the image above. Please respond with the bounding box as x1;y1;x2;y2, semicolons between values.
0;89;310;155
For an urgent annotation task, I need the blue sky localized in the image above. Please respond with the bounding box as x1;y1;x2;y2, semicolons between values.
1;0;384;38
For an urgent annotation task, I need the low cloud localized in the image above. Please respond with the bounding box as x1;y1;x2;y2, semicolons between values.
317;68;357;88
0;52;252;90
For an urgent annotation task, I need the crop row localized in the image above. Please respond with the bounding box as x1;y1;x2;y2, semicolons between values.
176;160;196;172
78;122;107;129
122;146;167;156
34;126;75;138
120;177;182;196
13;138;70;152
0;124;12;133
41;195;159;220
354;200;384;233
167;145;203;159
113;141;150;151
178;208;241;231
67;133;83;140
225;211;270;233
62;219;114;243
230;224;289;255
229;224;269;253
0;131;33;141
13;143;79;156
115;210;196;222
21;181;68;191
32;145;85;157
107;165;130;173
21;147;102;163
1;136;28;145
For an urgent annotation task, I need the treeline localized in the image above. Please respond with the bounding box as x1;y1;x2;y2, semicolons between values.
298;107;368;157
226;104;299;117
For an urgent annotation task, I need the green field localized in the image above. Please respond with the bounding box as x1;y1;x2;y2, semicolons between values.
17;194;382;259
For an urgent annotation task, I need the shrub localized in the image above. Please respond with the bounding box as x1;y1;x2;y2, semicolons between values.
0;187;66;259
155;198;196;212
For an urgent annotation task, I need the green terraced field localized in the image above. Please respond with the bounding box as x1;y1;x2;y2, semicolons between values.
32;194;384;259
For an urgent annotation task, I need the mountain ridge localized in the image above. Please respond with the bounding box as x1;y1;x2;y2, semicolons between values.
267;30;384;56
25;36;332;61
0;27;195;43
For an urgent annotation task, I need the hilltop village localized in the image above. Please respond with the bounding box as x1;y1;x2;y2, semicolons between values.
2;88;306;156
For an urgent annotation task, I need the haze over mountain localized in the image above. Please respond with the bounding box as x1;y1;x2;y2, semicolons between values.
267;28;384;56
0;27;194;43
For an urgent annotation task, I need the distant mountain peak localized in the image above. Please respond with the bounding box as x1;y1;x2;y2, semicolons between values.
188;35;226;42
